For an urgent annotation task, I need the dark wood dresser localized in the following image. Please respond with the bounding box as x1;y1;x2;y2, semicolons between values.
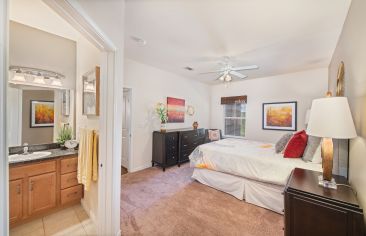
284;168;365;236
152;128;205;171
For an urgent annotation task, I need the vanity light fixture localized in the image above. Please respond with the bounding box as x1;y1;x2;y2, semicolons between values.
50;77;63;87
9;66;65;89
84;82;96;93
33;73;46;84
12;69;26;82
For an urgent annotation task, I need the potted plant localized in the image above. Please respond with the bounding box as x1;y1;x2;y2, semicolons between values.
155;102;168;132
57;125;73;149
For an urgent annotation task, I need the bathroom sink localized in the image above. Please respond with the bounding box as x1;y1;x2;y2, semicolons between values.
9;151;52;162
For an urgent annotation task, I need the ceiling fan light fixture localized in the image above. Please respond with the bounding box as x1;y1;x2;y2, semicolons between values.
224;74;232;82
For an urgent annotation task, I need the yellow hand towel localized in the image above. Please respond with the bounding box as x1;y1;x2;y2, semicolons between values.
92;132;99;181
77;129;94;191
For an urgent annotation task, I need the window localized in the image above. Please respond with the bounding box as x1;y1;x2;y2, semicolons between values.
224;103;246;137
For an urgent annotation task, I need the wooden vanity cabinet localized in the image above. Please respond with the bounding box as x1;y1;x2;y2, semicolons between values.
28;172;57;215
9;179;23;224
9;155;83;227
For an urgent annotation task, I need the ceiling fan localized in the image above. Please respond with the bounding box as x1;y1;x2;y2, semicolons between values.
200;58;259;83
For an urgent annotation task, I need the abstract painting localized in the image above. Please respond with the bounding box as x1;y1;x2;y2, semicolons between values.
31;100;55;128
262;101;297;131
167;97;185;123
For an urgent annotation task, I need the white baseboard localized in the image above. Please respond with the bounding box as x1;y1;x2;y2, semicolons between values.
130;163;152;173
80;199;97;224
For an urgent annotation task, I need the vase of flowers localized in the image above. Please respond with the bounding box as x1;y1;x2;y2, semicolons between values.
156;102;168;132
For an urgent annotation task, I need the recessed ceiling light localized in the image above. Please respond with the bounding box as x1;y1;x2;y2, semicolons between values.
184;66;194;71
130;36;147;46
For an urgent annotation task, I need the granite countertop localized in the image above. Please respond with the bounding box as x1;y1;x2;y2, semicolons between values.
9;148;78;165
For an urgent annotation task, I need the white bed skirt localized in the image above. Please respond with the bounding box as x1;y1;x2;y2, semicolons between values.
192;168;284;214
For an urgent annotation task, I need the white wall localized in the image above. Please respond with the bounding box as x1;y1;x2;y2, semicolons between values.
328;0;366;222
75;37;100;221
124;59;211;172
210;68;328;143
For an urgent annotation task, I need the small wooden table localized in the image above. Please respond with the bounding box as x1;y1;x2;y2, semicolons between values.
284;168;365;236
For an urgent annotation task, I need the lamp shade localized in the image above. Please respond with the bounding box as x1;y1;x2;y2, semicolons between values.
306;97;357;139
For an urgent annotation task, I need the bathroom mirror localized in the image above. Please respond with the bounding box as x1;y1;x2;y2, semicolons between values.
7;85;76;146
7;21;77;147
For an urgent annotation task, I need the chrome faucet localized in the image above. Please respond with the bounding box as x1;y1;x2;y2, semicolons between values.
23;143;29;155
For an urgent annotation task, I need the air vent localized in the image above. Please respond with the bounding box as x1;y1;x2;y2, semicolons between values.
184;66;194;71
130;36;147;46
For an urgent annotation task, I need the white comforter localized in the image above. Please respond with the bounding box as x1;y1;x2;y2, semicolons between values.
190;138;322;186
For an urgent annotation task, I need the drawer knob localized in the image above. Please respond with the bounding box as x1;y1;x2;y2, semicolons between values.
16;185;21;194
67;191;79;197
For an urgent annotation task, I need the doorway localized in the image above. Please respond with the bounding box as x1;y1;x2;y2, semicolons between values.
122;88;132;175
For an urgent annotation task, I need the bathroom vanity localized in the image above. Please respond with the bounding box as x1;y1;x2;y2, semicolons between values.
9;149;82;227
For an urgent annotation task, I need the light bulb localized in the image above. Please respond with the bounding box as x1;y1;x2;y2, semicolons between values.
51;78;62;87
33;74;46;84
224;74;232;82
12;73;26;82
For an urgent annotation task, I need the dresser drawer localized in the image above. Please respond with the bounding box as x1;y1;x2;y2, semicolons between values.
180;149;194;162
166;153;178;166
61;172;79;189
10;160;56;180
61;185;83;205
60;157;78;174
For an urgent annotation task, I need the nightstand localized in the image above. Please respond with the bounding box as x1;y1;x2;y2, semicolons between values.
284;168;365;236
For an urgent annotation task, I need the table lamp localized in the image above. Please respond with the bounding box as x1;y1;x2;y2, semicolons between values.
306;96;357;189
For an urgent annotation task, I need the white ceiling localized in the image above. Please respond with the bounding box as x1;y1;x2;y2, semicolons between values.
125;0;351;83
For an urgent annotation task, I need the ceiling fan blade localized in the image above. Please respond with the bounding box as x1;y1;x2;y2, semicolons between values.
231;65;259;71
199;69;226;75
215;73;225;80
230;71;248;79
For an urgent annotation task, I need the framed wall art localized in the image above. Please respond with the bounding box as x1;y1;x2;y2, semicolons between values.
262;101;297;131
30;100;55;128
167;97;185;123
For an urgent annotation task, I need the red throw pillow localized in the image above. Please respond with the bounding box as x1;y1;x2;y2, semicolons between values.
283;130;308;158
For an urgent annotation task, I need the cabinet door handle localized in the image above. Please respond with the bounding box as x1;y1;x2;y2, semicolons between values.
29;181;34;191
16;185;21;194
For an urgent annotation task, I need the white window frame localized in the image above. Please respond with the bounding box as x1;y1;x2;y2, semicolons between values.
223;103;246;138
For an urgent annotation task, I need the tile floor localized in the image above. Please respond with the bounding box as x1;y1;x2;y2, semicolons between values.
10;204;97;236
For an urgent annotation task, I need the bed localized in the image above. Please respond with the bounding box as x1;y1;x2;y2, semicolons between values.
189;138;322;214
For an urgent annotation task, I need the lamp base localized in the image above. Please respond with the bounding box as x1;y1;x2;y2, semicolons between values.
318;175;337;189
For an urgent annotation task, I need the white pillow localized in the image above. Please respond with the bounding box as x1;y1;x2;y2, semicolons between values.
311;144;322;164
208;130;220;141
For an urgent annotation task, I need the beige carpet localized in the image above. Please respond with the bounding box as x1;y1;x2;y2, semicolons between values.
121;164;284;236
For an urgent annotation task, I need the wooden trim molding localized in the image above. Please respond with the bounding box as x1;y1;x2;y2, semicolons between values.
42;0;116;52
0;0;8;235
221;95;247;105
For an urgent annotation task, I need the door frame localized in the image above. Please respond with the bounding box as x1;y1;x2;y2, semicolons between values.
0;1;124;235
0;0;9;235
122;87;132;171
